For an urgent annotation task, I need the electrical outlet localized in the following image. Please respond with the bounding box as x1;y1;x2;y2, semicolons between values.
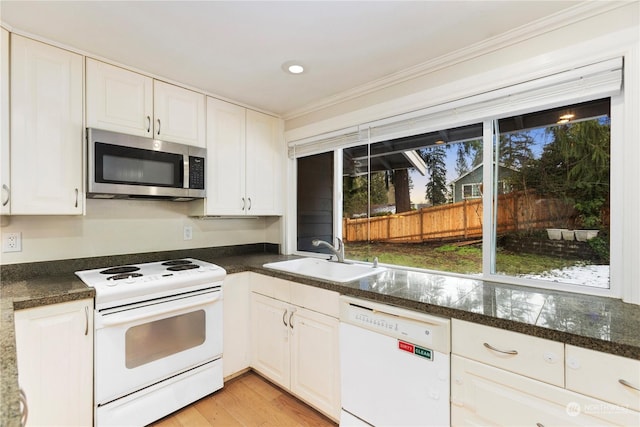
2;232;22;252
183;226;193;241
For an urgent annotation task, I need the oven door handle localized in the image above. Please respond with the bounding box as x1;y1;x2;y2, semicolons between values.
100;294;220;327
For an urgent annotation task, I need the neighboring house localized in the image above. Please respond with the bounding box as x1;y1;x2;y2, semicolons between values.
450;163;517;203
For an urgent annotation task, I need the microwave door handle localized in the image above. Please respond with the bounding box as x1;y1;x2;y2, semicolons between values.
100;294;221;327
184;155;190;189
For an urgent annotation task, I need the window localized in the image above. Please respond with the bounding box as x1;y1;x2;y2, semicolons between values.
296;152;334;253
493;98;611;290
341;123;485;274
294;97;614;294
290;57;624;297
462;183;482;199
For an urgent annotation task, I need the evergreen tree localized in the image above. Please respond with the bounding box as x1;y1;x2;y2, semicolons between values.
342;172;389;217
455;144;469;177
497;131;535;191
421;145;449;206
499;132;535;170
520;118;610;227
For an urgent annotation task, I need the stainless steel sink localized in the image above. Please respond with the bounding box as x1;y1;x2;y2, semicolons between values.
263;258;386;283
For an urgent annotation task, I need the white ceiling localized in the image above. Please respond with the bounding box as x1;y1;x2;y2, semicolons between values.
1;1;588;117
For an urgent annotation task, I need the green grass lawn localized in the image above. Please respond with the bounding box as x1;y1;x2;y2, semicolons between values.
345;241;580;276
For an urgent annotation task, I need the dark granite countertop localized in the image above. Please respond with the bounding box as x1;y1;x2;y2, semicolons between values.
2;244;639;426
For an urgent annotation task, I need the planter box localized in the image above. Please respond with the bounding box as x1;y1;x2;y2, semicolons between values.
575;229;599;242
546;229;564;240
561;230;575;241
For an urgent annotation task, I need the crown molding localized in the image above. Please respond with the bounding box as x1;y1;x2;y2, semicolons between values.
282;1;631;121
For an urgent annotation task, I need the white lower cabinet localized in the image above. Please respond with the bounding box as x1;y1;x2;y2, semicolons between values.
222;272;252;379
452;355;639;426
251;292;291;387
250;275;340;420
452;319;640;426
14;299;93;427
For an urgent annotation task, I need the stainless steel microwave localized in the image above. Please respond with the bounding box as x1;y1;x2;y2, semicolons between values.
87;128;206;201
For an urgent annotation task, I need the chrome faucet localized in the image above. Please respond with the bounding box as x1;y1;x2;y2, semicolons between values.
312;238;345;263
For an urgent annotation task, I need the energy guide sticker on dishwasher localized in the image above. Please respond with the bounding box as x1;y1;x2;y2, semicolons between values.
398;340;434;360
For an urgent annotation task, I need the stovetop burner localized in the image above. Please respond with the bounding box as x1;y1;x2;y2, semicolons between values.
100;266;140;275
75;258;226;309
161;259;194;266
107;273;144;281
166;264;200;272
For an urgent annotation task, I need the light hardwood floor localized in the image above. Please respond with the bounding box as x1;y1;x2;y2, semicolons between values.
149;371;338;427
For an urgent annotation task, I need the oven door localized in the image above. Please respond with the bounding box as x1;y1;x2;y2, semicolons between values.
94;288;222;404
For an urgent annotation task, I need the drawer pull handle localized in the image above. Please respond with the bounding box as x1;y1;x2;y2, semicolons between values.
536;424;544;427
19;388;28;427
2;184;9;206
282;309;288;327
619;379;640;391
289;308;295;330
84;306;89;336
483;342;518;355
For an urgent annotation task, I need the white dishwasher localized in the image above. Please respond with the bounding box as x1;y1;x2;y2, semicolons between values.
339;296;450;427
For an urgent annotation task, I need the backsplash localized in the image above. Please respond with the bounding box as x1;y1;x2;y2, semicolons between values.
0;198;282;265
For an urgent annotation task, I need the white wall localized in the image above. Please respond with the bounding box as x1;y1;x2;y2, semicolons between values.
0;199;280;264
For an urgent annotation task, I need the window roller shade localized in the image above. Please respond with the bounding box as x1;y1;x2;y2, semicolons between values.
288;57;622;157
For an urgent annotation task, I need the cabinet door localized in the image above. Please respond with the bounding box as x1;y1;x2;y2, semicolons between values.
14;299;93;427
1;28;9;214
290;307;340;419
223;273;251;378
86;58;153;137
451;355;639;427
251;292;290;389
153;80;205;147
245;110;283;215
203;97;246;215
10;35;83;215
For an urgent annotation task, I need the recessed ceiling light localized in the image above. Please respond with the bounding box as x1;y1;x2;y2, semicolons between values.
282;61;305;75
288;64;304;74
559;113;575;120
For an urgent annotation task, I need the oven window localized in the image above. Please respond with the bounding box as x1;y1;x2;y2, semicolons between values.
125;310;206;369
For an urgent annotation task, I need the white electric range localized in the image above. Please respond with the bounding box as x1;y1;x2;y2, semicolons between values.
76;258;226;426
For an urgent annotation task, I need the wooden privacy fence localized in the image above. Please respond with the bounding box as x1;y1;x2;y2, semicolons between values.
343;191;575;243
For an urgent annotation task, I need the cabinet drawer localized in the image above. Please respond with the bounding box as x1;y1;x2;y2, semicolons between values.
452;355;640;427
452;319;564;386
250;273;291;302
290;284;339;318
566;345;640;411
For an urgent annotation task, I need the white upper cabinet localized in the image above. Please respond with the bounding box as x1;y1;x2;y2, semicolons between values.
1;28;10;215
10;35;83;215
192;97;283;216
86;58;205;147
200;97;246;215
86;58;153;137
245;109;283;215
153;80;205;147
